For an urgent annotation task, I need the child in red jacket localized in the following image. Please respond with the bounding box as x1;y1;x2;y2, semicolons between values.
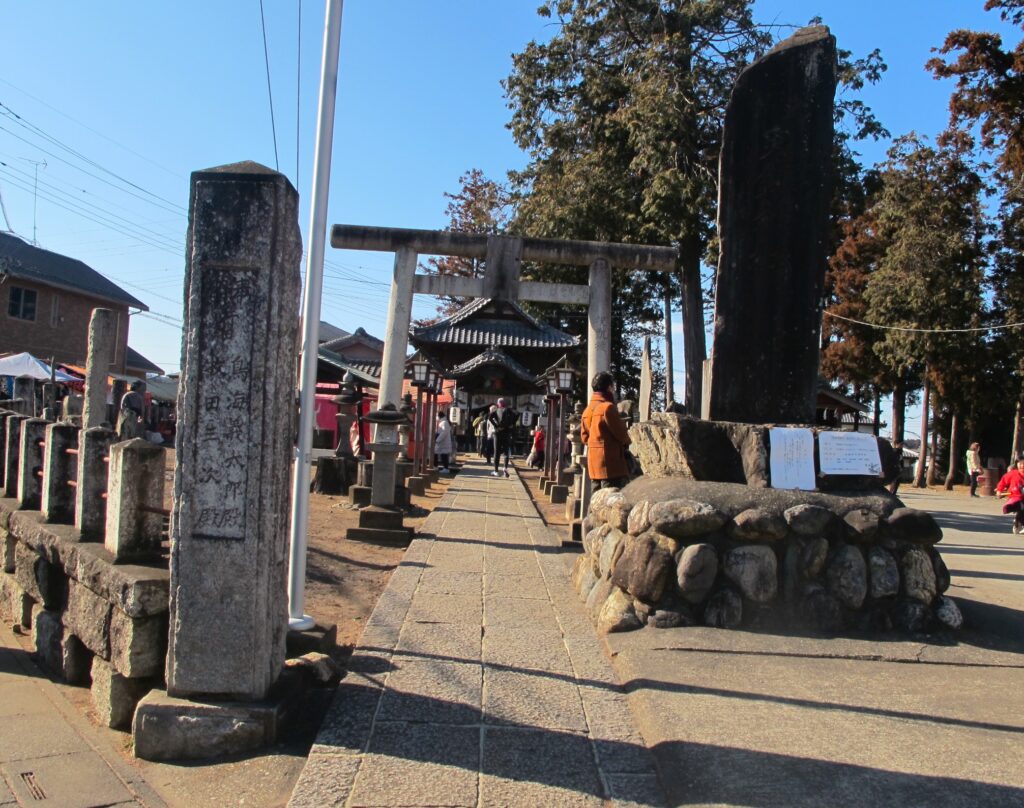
996;456;1024;534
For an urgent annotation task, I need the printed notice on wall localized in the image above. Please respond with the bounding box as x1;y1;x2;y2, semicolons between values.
768;427;816;490
818;431;882;476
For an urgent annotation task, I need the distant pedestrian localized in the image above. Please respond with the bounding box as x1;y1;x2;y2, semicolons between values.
581;371;631;490
488;398;516;477
117;381;145;440
530;425;545;469
435;410;453;473
995;456;1024;534
473;409;488;457
966;442;983;497
888;440;904;496
482;405;496;463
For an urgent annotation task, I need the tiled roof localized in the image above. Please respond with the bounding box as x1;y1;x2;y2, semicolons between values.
322;326;385;353
125;346;164;375
318;321;350;343
0;232;147;309
447;347;538;384
317;347;380;386
410;298;579;349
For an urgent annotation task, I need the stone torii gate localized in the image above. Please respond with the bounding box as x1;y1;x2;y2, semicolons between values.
330;224;676;508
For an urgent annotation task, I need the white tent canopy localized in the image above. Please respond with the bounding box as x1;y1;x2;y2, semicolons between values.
0;352;78;382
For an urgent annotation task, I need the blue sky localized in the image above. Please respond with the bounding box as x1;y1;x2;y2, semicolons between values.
0;0;1019;418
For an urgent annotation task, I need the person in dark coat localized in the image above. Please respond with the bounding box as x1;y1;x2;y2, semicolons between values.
581;371;631;489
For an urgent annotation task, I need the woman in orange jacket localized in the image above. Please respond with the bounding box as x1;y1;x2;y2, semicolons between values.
581;371;631;489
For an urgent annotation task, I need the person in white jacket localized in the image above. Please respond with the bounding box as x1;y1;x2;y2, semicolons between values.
435;411;454;473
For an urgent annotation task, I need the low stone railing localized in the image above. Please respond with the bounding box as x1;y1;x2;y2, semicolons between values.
0;408;169;729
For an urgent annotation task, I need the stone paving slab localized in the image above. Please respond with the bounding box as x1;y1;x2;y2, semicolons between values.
288;459;666;808
0;624;167;808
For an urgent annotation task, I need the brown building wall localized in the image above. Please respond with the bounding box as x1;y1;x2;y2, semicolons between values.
0;278;129;372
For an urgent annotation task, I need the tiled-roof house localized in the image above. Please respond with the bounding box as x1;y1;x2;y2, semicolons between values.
0;232;147;373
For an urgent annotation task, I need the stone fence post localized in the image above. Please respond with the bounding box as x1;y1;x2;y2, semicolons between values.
42;423;79;523
76;427;115;540
105;439;166;562
83;308;115;430
18;418;49;510
4;414;29;498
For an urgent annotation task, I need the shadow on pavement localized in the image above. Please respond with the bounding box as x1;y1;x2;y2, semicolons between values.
650;739;1024;808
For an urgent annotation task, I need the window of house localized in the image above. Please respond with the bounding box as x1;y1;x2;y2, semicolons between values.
8;286;37;321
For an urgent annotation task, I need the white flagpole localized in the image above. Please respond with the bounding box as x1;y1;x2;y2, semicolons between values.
288;0;344;631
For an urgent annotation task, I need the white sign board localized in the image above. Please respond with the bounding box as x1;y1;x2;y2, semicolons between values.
818;431;882;476
769;427;817;491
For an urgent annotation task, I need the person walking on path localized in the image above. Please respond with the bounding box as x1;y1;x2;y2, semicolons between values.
581;371;631;490
435;410;454;473
966;442;984;497
488;398;515;477
531;425;546;469
473;409;488;457
996;456;1024;533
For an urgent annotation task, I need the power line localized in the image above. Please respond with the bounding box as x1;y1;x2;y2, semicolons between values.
296;0;302;194
0;78;185;181
0;160;181;251
0;121;184;218
0;102;185;213
258;0;280;172
0;168;182;257
825;311;1024;333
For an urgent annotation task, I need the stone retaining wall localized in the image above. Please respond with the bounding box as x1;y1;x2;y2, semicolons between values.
572;477;961;636
0;500;168;730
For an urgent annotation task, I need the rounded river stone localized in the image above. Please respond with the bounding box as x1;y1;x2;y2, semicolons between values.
675;543;719;604
704;589;743;628
868;547;899;599
784;503;833;536
627;499;653;536
649;498;727;540
901;547;937;604
826;545;867;609
723;544;778;603
731;508;788;541
597;586;643;634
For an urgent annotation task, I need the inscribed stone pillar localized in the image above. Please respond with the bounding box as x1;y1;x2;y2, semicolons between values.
83;308;116;429
707;26;836;425
167;161;301;701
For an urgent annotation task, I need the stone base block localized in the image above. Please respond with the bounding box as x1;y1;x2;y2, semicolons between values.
63;634;93;684
0;571;30;625
540;478;552;494
349;485;372;508
133;686;295;761
358;506;404;531
549;484;569;504
346;526;413;546
32;609;64;674
286;622;338;656
91;656;153;730
426;470;439;484
569;520;584;544
406;476;426;497
2;532;14;573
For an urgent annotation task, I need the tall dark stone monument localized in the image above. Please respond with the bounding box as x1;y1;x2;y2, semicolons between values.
707;26;837;424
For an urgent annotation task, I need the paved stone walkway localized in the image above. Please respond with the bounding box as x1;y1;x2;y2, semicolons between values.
288;459;666;808
0;624;166;808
